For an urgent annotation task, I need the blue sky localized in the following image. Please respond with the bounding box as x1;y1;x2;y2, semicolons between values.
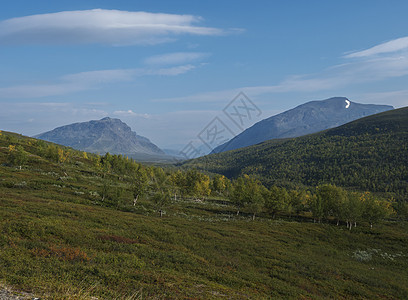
2;1;408;150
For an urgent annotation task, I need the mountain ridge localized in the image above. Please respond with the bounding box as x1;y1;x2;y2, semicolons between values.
212;97;393;153
186;106;408;198
35;117;165;156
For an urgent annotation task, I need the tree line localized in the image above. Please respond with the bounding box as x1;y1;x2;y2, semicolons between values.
4;135;407;227
185;126;408;200
229;175;396;229
94;152;403;228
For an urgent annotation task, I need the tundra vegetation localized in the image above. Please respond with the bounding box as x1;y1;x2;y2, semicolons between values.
0;130;407;299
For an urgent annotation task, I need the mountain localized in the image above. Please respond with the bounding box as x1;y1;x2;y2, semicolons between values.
212;97;393;153
185;107;408;198
35;117;165;156
163;144;212;159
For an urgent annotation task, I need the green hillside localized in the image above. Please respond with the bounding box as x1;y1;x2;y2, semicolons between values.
185;107;408;199
1;130;408;299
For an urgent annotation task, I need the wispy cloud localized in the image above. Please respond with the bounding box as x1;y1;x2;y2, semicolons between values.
359;89;408;107
144;52;209;65
0;82;86;99
113;110;151;118
62;69;136;84
0;9;226;46
0;65;197;99
153;38;408;105
0;102;108;135
156;64;199;75
0;101;222;147
345;36;408;58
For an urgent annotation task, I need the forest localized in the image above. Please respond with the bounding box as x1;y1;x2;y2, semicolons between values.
184;107;408;201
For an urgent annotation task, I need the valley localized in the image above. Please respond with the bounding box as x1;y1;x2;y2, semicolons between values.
2;3;408;298
0;117;407;298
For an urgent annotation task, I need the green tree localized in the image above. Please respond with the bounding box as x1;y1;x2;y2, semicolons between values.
309;193;324;223
193;174;211;200
168;170;186;200
344;192;363;230
57;148;69;164
361;193;392;229
132;167;149;206
230;175;264;220
8;145;27;169
287;189;309;217
100;180;111;203
152;166;166;184
265;186;289;219
316;184;346;225
247;183;265;220
45;145;59;162
394;201;408;221
100;153;112;176
184;169;211;200
230;177;246;216
211;174;228;196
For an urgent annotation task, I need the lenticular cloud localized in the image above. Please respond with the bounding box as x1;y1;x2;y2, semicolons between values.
0;9;223;45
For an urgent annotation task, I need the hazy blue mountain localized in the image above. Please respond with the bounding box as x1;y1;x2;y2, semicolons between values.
35;117;165;156
163;144;212;159
211;97;393;153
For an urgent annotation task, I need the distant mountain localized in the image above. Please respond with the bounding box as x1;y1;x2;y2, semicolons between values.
163;148;185;158
163;144;212;159
35;117;165;156
212;97;393;153
186;107;408;198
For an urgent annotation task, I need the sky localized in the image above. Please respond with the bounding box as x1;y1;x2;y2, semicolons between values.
2;0;408;152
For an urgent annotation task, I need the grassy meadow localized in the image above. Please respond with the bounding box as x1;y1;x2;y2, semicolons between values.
0;131;407;299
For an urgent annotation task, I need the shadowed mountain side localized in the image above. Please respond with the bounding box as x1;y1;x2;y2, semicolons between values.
212;97;393;153
35;117;165;156
186;107;408;198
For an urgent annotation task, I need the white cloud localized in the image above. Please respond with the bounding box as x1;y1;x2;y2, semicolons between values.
151;77;341;104
62;69;136;84
0;102;108;136
154;64;198;76
152;88;241;103
345;36;408;58
144;52;209;65
153;43;408;104
0;102;226;148
0;9;225;46
0;65;198;99
113;110;151;118
0;82;86;99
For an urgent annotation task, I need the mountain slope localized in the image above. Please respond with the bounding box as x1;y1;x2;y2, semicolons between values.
0;130;407;299
186;107;408;198
212;97;393;153
35;117;165;156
